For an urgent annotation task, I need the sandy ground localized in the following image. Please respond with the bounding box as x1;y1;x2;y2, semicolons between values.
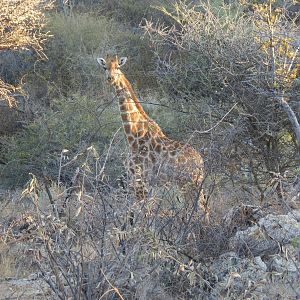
0;277;51;300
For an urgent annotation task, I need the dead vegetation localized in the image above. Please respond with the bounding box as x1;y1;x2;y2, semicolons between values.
0;0;299;299
0;0;53;106
0;141;299;298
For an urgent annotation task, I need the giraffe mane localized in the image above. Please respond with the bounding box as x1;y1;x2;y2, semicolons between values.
121;74;150;121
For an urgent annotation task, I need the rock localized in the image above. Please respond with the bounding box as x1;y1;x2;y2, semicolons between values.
254;256;267;272
230;209;300;257
259;213;300;243
206;210;300;299
269;254;298;273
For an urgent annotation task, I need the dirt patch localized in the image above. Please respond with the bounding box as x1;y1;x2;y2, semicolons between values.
0;277;50;300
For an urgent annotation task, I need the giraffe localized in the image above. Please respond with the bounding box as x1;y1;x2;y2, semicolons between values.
97;54;208;218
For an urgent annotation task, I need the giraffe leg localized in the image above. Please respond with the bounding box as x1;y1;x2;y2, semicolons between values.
131;165;148;220
199;188;210;223
133;176;148;201
129;162;148;202
182;184;210;223
119;163;148;254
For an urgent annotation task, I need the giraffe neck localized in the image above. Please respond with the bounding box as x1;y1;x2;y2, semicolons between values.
113;74;165;140
115;75;149;120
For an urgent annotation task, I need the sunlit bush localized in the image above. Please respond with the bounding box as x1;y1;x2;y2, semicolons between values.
143;0;300;194
0;0;53;106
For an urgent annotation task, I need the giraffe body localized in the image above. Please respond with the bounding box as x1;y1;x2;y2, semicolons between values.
97;55;205;211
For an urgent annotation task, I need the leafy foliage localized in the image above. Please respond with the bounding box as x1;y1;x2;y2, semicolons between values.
1;94;121;185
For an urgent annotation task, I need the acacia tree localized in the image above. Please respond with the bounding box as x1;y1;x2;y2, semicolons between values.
252;0;300;151
143;0;299;196
0;0;53;106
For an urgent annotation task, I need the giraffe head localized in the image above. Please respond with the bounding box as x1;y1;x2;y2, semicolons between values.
97;54;127;85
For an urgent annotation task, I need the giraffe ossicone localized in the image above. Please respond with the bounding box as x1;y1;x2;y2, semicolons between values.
97;54;208;216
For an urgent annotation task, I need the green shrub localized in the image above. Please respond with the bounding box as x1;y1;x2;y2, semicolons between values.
25;11;156;102
26;13;115;99
1;10;160;186
0;93;123;186
97;0;171;26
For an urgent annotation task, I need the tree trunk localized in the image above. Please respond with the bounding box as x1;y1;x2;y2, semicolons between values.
278;96;300;153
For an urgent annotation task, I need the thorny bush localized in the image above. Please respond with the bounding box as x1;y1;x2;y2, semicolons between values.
142;0;300;201
21;147;232;299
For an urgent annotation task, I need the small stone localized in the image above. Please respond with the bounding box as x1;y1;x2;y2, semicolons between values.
254;256;267;272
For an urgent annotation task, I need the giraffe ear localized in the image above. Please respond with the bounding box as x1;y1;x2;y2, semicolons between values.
97;57;106;68
119;57;127;67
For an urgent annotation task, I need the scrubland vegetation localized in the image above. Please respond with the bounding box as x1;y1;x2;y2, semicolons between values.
0;0;299;299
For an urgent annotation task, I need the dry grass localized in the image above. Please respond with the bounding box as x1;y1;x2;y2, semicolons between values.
0;161;298;299
0;187;54;280
0;0;53;106
0;1;299;298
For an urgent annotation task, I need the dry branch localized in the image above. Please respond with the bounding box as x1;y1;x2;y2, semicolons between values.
0;0;53;105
